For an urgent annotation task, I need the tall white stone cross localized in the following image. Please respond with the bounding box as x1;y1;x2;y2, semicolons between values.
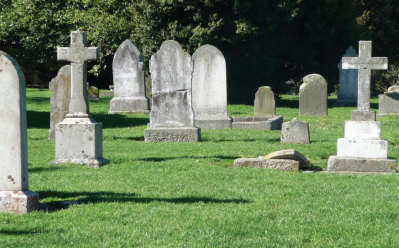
342;41;388;111
57;31;99;117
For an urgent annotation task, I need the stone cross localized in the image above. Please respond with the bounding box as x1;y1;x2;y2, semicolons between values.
342;41;388;111
57;31;99;117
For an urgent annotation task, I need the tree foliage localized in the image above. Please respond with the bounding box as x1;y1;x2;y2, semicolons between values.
0;0;361;103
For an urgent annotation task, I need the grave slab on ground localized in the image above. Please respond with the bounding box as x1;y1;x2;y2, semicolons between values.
192;45;232;130
260;149;310;168
0;51;39;213
281;118;310;144
234;158;300;172
378;86;399;117
109;40;150;114
327;40;396;174
231;116;283;130
49;65;71;141
49;31;109;168
145;40;200;142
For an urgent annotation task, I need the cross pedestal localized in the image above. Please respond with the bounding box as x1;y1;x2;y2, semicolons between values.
328;41;396;174
49;31;109;168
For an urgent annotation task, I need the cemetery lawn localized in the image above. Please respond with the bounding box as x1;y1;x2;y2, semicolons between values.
2;88;399;247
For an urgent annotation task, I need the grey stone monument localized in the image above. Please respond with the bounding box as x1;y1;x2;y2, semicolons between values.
192;44;231;129
299;74;327;116
109;40;150;114
337;46;358;103
0;51;39;213
281;118;310;144
254;86;276;116
49;31;109;168
49;65;71;141
328;41;396;173
145;40;200;142
378;86;399;117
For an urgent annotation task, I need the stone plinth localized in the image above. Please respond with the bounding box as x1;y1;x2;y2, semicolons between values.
299;74;328;116
234;158;299;172
50;117;109;168
145;127;200;143
254;86;276;116
378;92;399;117
0;191;39;214
344;121;381;139
231;116;283;130
109;40;150;114
351;110;376;121
281;118;310;144
328;156;396;173
337;138;387;159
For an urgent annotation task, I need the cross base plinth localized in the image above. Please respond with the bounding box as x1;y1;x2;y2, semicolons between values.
51;117;109;168
0;190;39;214
327;156;396;174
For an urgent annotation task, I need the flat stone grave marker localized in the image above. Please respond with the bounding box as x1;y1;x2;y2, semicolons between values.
254;86;276;116
299;74;327;116
109;40;149;114
0;51;39;213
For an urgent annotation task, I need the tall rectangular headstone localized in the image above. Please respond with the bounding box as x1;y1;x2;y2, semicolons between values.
49;65;71;140
109;40;150;114
0;51;39;213
145;40;200;142
192;44;231;129
299;74;327;116
254;86;276;116
328;41;396;173
49;31;109;168
337;46;358;103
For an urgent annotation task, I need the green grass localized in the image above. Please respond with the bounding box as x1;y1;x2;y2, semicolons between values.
1;88;399;247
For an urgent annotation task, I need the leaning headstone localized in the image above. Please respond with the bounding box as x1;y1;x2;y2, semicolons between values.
378;86;399;117
145;40;200;142
299;74;327;116
260;149;310;167
337;46;358;103
254;86;276;116
0;51;39;213
49;30;109;168
88;86;100;100
109;40;150;114
328;40;396;173
281;118;310;144
49;65;71;141
192;44;231;129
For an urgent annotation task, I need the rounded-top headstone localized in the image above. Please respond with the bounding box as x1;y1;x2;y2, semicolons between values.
299;74;327;116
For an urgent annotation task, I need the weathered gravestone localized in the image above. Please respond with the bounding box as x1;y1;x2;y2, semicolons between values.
192;44;232;129
0;51;39;213
145;40;200;142
378;86;399;117
109;40;150;114
281;118;310;144
328;41;396;173
299;74;327;116
49;31;109;167
49;65;71;141
88;86;100;100
254;86;276;116
337;46;358;103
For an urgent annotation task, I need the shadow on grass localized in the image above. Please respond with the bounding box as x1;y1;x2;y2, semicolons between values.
202;138;258;142
0;230;49;235
27;111;50;129
26;96;50;105
108;136;144;141
29;166;69;173
137;155;238;162
37;191;251;212
276;98;298;108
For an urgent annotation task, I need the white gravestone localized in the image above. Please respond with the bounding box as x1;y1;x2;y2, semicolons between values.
192;44;232;129
49;65;71;141
337;46;358;103
254;86;276;116
299;74;327;116
0;51;39;213
109;40;150;114
145;40;200;142
49;31;109;168
328;41;396;173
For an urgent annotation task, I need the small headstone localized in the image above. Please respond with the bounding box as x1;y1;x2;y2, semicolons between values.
378;90;399;117
299;74;327;116
0;51;39;213
192;44;231;129
88;86;100;100
109;85;114;91
260;149;309;167
254;86;276;116
234;158;299;172
50;30;109;167
49;65;71;141
109;40;150;114
281;118;310;144
337;46;358;103
145;40;200;142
